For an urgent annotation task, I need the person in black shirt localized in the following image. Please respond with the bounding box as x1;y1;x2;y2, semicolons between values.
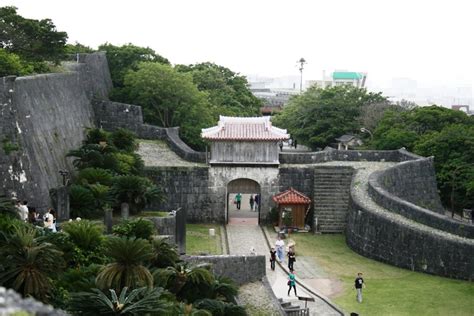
270;248;276;270
287;247;296;270
354;272;365;303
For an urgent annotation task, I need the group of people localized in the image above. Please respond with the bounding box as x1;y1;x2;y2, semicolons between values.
269;234;366;302
278;138;298;151
269;234;298;296
233;193;259;211
14;200;57;232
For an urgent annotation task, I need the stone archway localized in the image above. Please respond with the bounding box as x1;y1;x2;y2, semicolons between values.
226;178;261;225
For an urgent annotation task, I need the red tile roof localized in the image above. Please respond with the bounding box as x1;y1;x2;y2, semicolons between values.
201;116;289;141
272;188;311;205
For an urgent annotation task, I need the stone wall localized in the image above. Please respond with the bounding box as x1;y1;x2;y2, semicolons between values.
0;53;112;209
93;100;206;162
347;194;474;280
145;167;214;222
369;158;474;238
183;255;266;285
279;148;421;164
208;166;280;224
148;215;176;237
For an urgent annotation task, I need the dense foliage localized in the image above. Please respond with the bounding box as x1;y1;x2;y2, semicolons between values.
67;128;162;217
272;85;387;149
176;62;262;117
0;6;67;73
0;213;244;315
370;106;474;213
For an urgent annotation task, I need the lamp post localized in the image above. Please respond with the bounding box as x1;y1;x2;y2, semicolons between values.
297;58;306;93
360;127;373;140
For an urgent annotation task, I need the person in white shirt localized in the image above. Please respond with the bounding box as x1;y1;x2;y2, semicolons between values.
19;200;29;222
275;234;285;262
43;208;57;232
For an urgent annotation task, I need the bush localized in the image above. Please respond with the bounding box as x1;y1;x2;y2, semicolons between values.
110;128;138;152
76;168;113;186
111;175;163;213
0;48;34;77
113;218;155;240
62;220;104;251
268;207;279;225
69;185;101;219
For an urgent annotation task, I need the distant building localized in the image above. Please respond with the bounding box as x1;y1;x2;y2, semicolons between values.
335;135;363;150
307;71;367;89
451;105;473;116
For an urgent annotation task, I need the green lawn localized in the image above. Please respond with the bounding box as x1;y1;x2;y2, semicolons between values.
186;224;223;255
291;234;474;316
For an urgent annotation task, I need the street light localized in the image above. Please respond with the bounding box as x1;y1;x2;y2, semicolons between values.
297;58;307;93
360;127;373;140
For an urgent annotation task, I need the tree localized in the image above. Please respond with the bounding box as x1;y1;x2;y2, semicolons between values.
0;48;33;76
68;286;171;316
110;175;162;214
414;124;474;213
0;6;67;64
176;62;261;116
0;225;64;300
98;43;169;104
124;62;214;150
153;263;214;301
371;106;473;151
96;237;154;291
273;85;386;149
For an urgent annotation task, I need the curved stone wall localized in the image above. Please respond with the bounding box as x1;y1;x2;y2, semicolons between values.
347;159;474;280
368;158;474;238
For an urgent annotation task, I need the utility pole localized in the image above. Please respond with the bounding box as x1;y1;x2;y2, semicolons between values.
298;58;307;92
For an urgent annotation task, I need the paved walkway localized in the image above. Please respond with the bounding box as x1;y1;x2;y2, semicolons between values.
226;223;342;316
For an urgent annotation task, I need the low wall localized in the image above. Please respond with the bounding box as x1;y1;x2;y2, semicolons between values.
347;177;474;280
279;148;422;164
368;159;474;238
93;100;205;162
148;216;176;237
182;255;266;285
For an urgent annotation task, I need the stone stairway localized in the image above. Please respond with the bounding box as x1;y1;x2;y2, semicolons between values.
278;298;309;316
313;167;354;233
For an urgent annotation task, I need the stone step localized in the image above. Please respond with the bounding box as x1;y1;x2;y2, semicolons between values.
281;302;292;308
315;206;348;211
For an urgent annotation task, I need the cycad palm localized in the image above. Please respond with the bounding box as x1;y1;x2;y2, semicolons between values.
0;225;64;300
154;263;214;300
68;286;171;316
96;237;154;291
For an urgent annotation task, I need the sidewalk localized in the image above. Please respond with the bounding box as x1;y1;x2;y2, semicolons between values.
226;223;342;316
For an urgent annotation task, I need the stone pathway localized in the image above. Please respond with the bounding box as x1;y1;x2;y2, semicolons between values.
226;223;342;316
138;139;204;167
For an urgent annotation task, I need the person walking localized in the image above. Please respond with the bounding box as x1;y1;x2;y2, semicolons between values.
275;235;285;262
355;272;365;303
254;194;260;211
279;141;283;151
270;247;276;271
249;195;255;211
287;269;297;297
294;139;297;149
287;247;296;270
235;193;242;210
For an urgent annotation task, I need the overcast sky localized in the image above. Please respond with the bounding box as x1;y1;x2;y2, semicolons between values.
4;0;474;101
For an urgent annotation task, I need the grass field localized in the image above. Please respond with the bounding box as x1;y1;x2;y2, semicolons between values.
186;224;223;255
291;233;474;316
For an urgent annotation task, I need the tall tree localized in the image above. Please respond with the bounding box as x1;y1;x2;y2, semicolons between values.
273;85;386;149
99;43;169;103
124;62;214;150
414;124;474;213
176;62;261;116
0;6;67;64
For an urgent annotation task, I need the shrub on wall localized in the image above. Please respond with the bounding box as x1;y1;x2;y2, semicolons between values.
112;218;155;240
